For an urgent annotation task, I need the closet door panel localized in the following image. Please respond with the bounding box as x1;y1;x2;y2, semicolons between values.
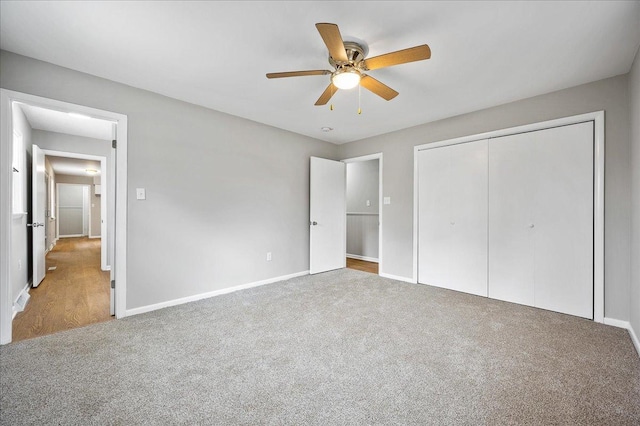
488;133;536;306
448;140;488;296
533;122;594;318
418;146;451;287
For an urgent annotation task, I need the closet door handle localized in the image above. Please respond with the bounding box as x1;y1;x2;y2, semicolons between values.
528;224;535;229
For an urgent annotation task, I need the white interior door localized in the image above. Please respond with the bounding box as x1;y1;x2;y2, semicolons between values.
418;140;488;296
489;122;593;318
488;134;536;305
448;140;488;296
418;145;451;287
310;157;346;274
32;145;46;287
530;122;593;318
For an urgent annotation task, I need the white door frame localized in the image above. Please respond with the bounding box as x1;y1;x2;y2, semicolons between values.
45;150;108;270
341;153;383;274
0;89;128;344
413;111;605;323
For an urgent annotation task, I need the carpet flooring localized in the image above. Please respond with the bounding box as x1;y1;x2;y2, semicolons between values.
1;269;639;425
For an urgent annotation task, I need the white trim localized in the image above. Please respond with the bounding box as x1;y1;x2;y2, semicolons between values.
347;212;379;216
0;89;128;344
413;111;605;323
630;325;640;357
593;112;605;324
346;254;379;263
341;153;383;276
0;90;13;344
59;234;86;238
604;317;630;329
125;271;309;317
604;318;640;358
379;272;417;284
88;236;101;239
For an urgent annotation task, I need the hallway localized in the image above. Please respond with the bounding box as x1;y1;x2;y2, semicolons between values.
12;237;112;342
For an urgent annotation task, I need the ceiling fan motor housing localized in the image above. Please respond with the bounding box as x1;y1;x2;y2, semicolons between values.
329;41;368;70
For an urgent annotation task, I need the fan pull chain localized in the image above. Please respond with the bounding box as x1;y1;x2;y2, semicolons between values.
358;84;362;115
330;84;334;111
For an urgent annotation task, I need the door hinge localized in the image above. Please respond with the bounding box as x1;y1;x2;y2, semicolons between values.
110;279;115;289
112;139;117;149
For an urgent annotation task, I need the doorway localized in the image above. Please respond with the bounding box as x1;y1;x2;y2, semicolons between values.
343;153;382;275
0;89;128;344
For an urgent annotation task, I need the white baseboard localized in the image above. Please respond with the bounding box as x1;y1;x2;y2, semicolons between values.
101;265;111;272
604;317;629;329
88;235;101;239
125;270;310;317
630;325;640;357
604;317;640;358
59;234;86;238
379;272;417;284
346;254;379;263
12;280;32;319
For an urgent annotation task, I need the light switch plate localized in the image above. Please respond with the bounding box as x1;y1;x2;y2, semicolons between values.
384;197;391;205
136;188;146;200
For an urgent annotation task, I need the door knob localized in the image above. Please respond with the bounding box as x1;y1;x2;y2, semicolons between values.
310;221;318;226
528;224;535;228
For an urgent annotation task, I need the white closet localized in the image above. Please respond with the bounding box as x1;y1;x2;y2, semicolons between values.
417;121;594;319
418;139;488;297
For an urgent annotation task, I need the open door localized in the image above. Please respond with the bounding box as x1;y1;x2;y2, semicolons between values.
31;145;46;287
309;157;346;274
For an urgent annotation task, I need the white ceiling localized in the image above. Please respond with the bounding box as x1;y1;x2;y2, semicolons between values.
1;1;639;144
18;103;114;141
46;156;101;177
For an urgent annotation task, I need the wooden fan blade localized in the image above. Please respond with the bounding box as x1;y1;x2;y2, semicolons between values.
364;44;431;70
360;75;399;101
315;83;338;106
316;23;349;62
266;70;331;79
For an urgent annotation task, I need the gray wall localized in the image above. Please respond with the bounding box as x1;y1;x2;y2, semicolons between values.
34;130;113;264
346;160;379;259
10;103;32;305
1;50;339;310
629;46;640;340
338;75;632;322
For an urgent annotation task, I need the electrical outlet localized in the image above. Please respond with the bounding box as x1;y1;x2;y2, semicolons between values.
266;252;272;261
366;200;371;207
384;197;391;205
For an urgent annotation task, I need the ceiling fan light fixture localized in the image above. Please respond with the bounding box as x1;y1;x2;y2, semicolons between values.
331;68;361;90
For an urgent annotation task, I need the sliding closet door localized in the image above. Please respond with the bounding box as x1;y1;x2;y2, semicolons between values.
531;122;593;318
489;122;593;318
418;140;488;296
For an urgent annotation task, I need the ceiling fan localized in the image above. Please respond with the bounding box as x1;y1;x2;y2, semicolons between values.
266;23;431;106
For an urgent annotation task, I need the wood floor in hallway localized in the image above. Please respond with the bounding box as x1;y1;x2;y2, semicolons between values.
12;237;112;342
346;257;379;274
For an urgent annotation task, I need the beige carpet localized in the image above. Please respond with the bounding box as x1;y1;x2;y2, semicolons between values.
1;268;639;425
